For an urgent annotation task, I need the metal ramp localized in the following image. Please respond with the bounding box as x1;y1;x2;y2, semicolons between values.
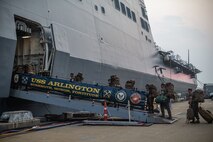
10;90;177;124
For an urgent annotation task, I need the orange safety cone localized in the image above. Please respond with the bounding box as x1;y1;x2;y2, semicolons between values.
103;101;108;121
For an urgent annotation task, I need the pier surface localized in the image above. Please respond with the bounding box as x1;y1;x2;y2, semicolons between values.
1;100;213;142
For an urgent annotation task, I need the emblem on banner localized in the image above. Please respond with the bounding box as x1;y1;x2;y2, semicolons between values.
14;74;19;83
130;93;141;104
21;76;28;85
115;90;127;102
103;90;112;99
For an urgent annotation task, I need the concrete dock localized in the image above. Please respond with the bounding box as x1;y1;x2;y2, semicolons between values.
1;100;213;142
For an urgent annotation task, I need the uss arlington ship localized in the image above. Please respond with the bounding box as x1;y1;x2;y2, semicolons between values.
0;0;200;116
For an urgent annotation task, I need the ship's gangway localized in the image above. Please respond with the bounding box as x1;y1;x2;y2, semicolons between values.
10;73;177;124
10;90;177;124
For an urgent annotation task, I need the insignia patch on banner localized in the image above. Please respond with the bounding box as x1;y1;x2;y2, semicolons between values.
115;90;127;102
21;76;28;85
130;93;141;104
14;74;19;83
103;90;112;99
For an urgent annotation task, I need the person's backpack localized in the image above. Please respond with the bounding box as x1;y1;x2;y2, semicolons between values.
187;107;194;121
155;95;167;104
193;89;204;103
149;84;158;98
165;82;175;100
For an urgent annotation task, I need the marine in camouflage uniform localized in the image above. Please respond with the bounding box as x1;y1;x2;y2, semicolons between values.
160;83;174;120
147;84;158;113
189;90;202;123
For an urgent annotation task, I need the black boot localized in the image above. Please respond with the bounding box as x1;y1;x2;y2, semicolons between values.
190;119;195;123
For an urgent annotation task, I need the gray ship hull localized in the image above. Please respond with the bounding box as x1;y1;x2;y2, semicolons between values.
0;0;198;117
53;51;196;93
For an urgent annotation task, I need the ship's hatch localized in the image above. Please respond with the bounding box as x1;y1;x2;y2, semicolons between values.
13;16;55;76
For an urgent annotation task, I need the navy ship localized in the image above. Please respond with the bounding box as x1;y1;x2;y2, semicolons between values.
0;0;200;117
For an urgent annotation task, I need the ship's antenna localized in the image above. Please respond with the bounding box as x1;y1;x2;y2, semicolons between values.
188;49;190;65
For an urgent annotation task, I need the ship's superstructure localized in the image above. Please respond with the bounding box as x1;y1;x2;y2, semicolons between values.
0;0;200;102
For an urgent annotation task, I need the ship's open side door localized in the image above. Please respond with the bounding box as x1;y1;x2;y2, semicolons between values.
13;16;55;76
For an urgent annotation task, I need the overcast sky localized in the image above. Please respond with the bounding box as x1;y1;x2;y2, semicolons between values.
145;0;213;86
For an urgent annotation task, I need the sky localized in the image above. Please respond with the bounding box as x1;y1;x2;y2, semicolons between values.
145;0;213;86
